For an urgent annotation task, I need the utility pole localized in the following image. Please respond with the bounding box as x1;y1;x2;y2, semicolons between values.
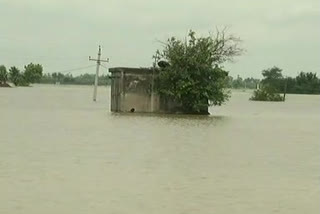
89;46;109;101
151;52;158;112
283;77;288;101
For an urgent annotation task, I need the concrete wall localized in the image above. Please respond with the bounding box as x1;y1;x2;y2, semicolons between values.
110;67;160;113
120;93;160;113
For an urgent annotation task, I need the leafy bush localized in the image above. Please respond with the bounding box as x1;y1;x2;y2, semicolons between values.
250;89;284;101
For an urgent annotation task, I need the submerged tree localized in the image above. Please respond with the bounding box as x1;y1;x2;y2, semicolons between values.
154;29;243;114
0;65;8;84
24;63;43;83
251;66;285;101
250;88;284;101
9;66;21;86
261;66;284;92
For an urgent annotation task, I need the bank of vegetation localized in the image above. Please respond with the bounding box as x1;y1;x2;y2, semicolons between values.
250;66;320;101
285;72;320;94
40;73;111;85
226;76;260;89
0;64;43;87
0;63;111;87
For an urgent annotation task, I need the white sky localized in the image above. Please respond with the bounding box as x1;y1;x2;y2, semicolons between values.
0;0;319;78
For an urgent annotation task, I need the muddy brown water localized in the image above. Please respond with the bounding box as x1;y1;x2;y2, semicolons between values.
1;85;319;214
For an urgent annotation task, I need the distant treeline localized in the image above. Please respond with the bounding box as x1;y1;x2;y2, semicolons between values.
250;67;320;102
0;63;43;87
227;76;260;89
257;69;320;95
228;71;320;95
40;73;111;86
40;71;320;94
2;62;319;95
285;72;320;94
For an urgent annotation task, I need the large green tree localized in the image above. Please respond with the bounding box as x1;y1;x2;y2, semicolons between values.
24;63;43;83
261;66;284;92
9;66;21;86
0;65;8;84
154;30;243;114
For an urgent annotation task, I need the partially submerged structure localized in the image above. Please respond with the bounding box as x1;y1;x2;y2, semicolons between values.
109;67;158;113
110;67;190;113
109;67;209;114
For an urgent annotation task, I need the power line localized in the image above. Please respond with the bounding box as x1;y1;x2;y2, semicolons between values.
49;65;96;74
100;63;109;70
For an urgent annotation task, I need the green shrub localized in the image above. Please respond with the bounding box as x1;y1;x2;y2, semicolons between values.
250;89;284;101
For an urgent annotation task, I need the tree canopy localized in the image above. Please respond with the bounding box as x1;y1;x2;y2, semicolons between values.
0;65;8;84
286;72;320;94
24;63;43;83
9;66;21;86
250;66;285;101
0;63;43;87
154;29;243;114
260;66;284;92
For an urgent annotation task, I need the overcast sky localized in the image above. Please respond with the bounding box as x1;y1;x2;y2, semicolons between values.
1;0;319;78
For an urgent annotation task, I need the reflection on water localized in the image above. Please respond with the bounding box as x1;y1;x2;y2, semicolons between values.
0;85;319;214
111;112;227;127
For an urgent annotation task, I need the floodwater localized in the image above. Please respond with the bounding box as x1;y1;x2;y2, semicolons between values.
0;85;319;214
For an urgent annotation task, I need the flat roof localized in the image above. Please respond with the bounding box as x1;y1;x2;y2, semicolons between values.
109;67;154;74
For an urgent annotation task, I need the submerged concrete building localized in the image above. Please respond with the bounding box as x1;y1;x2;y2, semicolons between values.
109;67;160;113
109;67;208;114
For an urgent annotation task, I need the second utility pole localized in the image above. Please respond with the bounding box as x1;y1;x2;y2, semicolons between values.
89;45;109;101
